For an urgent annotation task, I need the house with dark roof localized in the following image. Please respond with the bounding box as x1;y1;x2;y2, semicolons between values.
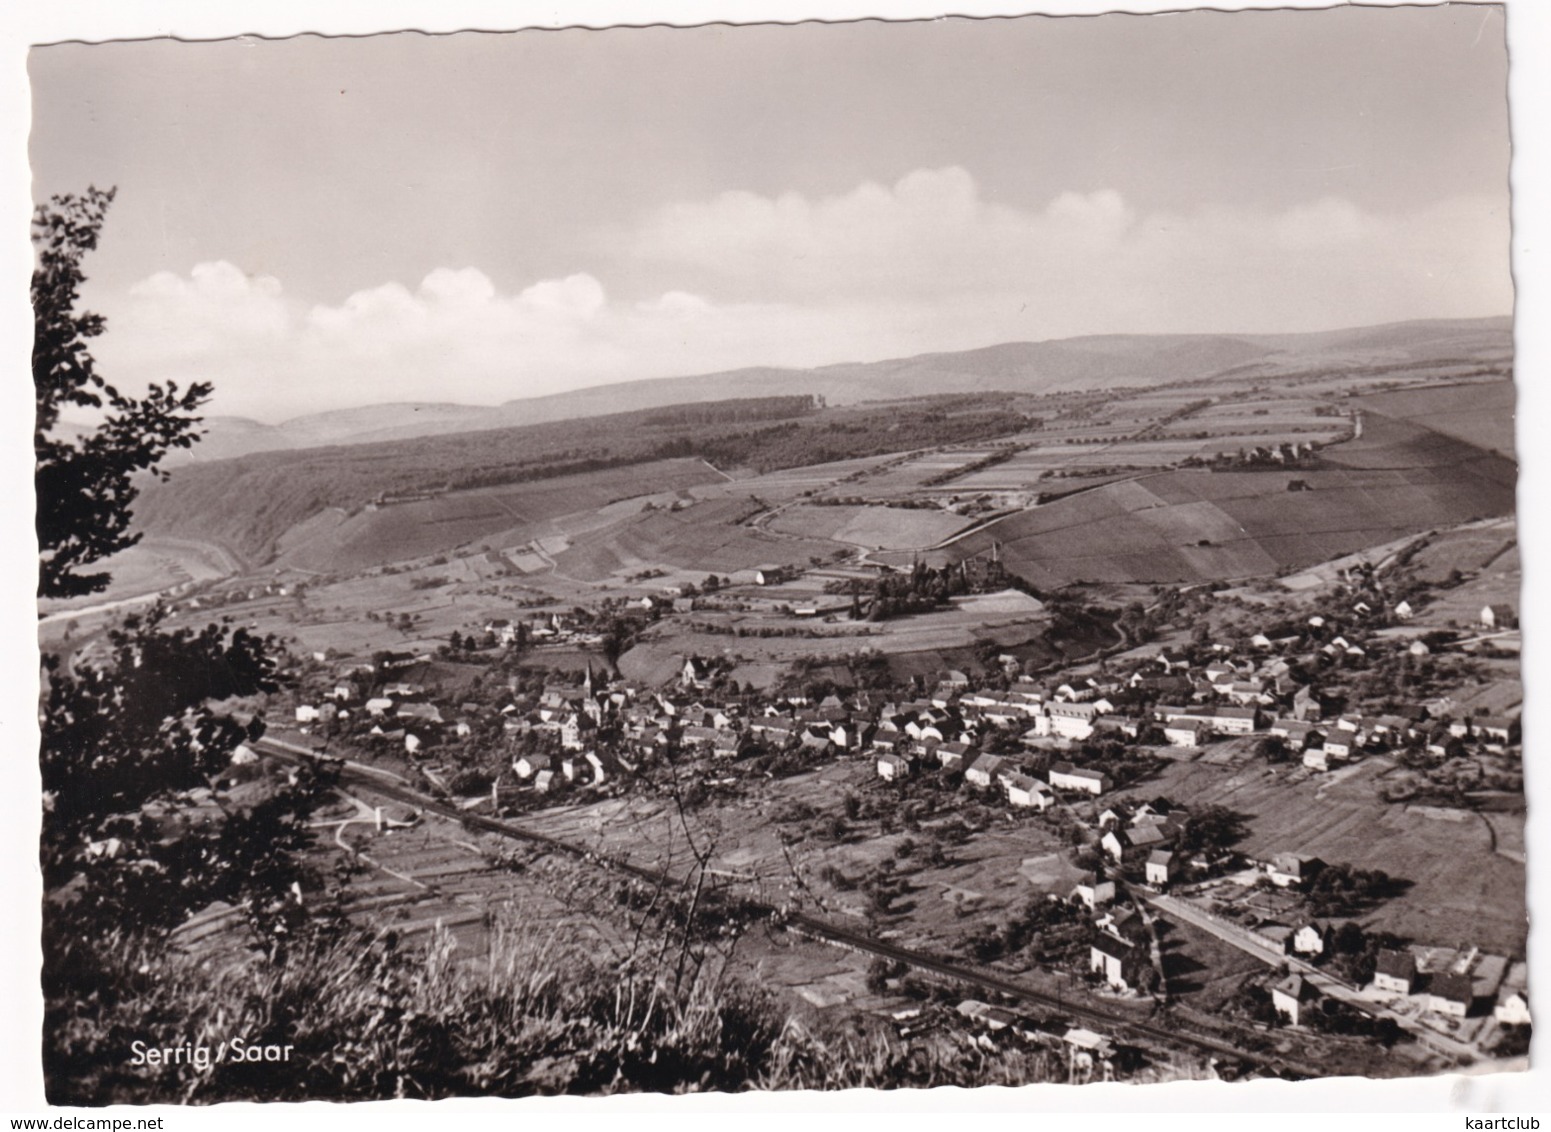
1372;948;1418;996
936;740;975;770
1163;720;1209;748
1072;873;1116;910
1426;971;1475;1018
1047;700;1099;740
1089;932;1133;990
964;753;1009;789
681;655;713;689
1004;772;1053;810
1272;974;1318;1026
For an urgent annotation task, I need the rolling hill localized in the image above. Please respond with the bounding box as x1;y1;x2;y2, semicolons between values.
139;315;1512;459
936;407;1515;588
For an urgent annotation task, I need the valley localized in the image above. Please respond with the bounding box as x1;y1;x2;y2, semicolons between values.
45;318;1526;1087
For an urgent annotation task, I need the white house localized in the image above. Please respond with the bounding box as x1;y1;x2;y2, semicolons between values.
1004;773;1053;810
1496;991;1532;1026
1426;972;1474;1018
1047;701;1099;741
1049;762;1111;795
877;752;911;781
1372;949;1417;996
1164;721;1208;748
964;754;1008;788
1071;873;1116;909
1101;829;1129;862
1481;603;1516;630
1292;923;1327;957
1266;853;1322;889
1089;934;1131;990
1272;974;1316;1026
1145;849;1178;887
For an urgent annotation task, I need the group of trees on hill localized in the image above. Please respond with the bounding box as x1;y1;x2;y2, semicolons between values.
840;559;1042;622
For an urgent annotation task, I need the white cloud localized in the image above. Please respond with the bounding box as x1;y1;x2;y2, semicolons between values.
87;169;1511;421
630;166;1509;323
121;261;289;355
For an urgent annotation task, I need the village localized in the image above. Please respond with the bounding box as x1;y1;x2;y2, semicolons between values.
252;525;1526;1081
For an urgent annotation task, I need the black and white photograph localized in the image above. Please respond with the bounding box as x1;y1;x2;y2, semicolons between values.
15;0;1545;1115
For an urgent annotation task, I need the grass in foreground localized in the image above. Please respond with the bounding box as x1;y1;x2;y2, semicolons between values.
46;917;1069;1104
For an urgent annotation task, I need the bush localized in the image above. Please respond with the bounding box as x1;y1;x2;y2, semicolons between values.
46;919;1063;1102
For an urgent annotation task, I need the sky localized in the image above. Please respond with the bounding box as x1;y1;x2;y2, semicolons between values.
28;6;1513;422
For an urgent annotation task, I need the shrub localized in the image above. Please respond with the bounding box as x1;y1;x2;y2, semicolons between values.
47;918;1063;1103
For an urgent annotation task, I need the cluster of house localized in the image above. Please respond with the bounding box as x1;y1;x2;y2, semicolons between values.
1366;945;1528;1029
294;652;480;755
1098;801;1190;888
896;599;1518;777
1183;858;1530;1034
1263;930;1529;1032
289;585;1520;817
483;612;605;649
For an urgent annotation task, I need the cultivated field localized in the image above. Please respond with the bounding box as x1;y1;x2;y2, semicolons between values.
942;425;1514;589
767;504;971;549
1146;757;1526;955
273;459;723;573
1355;381;1517;457
554;497;836;580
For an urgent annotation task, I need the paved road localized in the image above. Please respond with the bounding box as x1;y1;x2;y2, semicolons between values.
1145;891;1477;1063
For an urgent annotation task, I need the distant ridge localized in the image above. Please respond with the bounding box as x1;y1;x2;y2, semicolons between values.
144;315;1512;461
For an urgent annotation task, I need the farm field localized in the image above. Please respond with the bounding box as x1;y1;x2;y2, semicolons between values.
279;792;906;1030
554;497;835;580
1322;408;1514;479
1146;757;1526;955
1355;380;1516;457
1394;518;1516;585
941;424;1515;589
721;452;905;491
848;449;1004;497
273;459;723;573
766;504;972;549
1410;556;1520;632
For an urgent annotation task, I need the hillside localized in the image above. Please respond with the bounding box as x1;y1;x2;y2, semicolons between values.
133;394;1032;565
937;407;1515;588
135;316;1511;457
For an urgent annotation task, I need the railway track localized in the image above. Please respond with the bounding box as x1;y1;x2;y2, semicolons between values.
254;736;1318;1078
